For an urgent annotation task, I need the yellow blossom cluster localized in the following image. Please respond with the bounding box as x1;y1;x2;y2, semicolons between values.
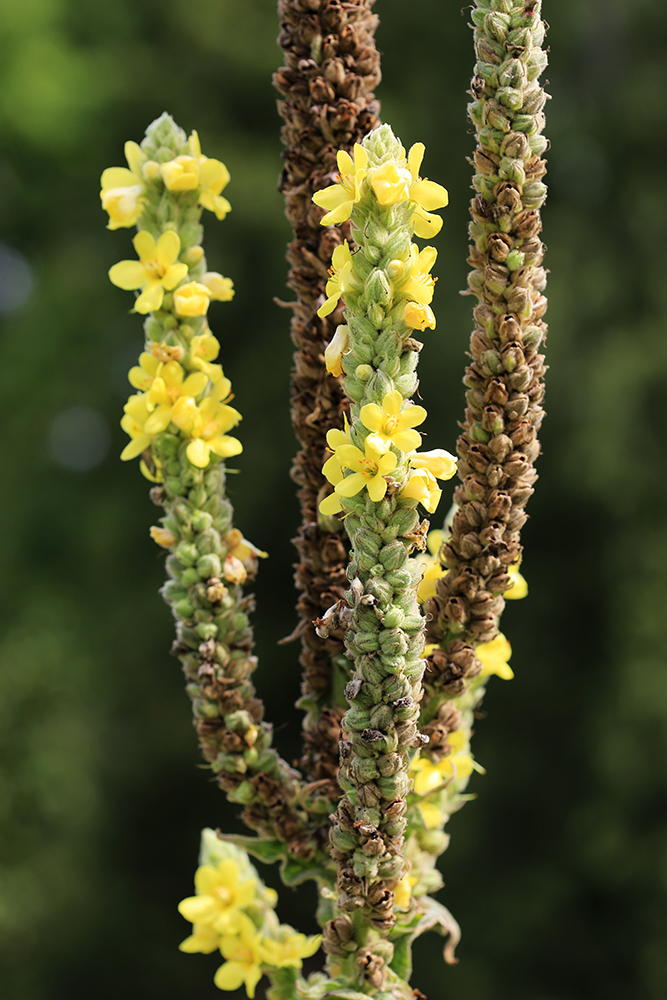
100;131;231;231
410;730;478;830
319;392;456;516
318;239;439;334
313;140;447;330
102;125;240;474
120;337;242;470
313;141;447;237
178;844;321;998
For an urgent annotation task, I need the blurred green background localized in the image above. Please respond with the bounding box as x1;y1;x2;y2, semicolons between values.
1;0;666;997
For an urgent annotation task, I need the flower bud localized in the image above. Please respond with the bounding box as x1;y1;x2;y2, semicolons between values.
197;553;221;579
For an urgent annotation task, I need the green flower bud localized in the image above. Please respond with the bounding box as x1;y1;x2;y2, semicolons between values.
196;622;218;640
379;541;407;572
353;852;379;879
175;542;199;566
197;553;221;579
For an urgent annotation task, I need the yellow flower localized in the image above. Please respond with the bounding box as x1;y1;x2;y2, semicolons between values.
109;231;189;314
225;529;268;563
406;143;449;239
411;734;475;827
324;324;350;377
320;422;353;501
370;160;414;206
120;393;155;461
260;930;322;969
201;272;235;301
171;386;243;469
187;332;229;386
160;154;200;192
189;130;232;220
399;468;441;514
214;914;264;998
360;389;426;452
415;529;446;603
317;242;356;319
179;922;221;955
174;281;211;317
334;434;397;503
404;300;436;331
477;633;513;680
312;144;368;226
128;352;161;391
150;526;176;548
401;244;438;305
178;859;257;938
410;449;457;481
506;560;528;600
394;876;417;910
143;361;209;435
100;141;146;229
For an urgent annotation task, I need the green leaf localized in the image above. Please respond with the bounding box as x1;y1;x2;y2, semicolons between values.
389;932;412;982
216;833;286;865
281;853;334;888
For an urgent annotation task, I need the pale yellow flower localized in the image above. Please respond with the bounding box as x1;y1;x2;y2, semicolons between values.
189;130;232;220
201;272;234;301
100;141;146;229
174;281;211;317
409;449;457;481
360;389;426;452
477;633;513;680
317;242;356;319
394;876;417;910
260;930;322;969
312;144;368;226
399;468;441;514
506;561;528;599
334;434;397;503
406;143;449;239
160;155;200;192
143;361;209;435
128;352;161;392
150;526;176;548
108;230;188;314
371;160;414;206
324;324;350;377
178;859;257;938
415;529;446;603
401;244;438;305
404;300;436;331
120;393;155;461
171;385;243;469
214;914;264;998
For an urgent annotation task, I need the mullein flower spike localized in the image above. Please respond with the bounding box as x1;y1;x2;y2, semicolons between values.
178;830;321;997
105;115;312;875
311;124;457;993
407;0;549;949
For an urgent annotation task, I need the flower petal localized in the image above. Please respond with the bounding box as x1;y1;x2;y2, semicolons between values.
367;474;388;502
133;230;156;260
120;435;151;461
410;179;449;211
187;439;211;468
156;230;181;268
335;472;366;497
135;282;164;314
108;260;146;291
213;961;246;992
100;166;137;189
359;402;383;433
208;435;243;458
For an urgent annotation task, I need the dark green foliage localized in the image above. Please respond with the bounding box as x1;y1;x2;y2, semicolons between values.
0;1;666;998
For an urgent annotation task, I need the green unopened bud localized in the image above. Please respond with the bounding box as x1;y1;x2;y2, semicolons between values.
191;510;213;532
174;598;195;619
379;541;407;572
369;703;393;731
381;606;405;629
353;852;379;879
378;630;408;656
351;756;380;783
506;249;526;270
197;553;221;579
175;542;199;566
417;828;450;854
355;364;374;382
196;622;218;640
331;826;358;852
377;772;409;799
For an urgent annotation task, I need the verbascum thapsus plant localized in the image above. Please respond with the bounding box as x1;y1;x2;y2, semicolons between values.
104;0;550;993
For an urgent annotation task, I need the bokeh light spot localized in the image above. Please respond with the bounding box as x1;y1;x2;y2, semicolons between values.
48;406;111;472
0;245;33;314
